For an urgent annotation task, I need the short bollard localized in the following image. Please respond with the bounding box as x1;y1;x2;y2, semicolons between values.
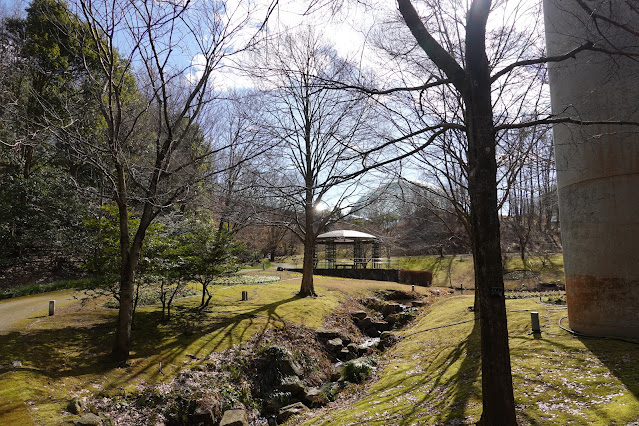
49;300;55;316
411;285;415;292
531;311;541;334
241;291;248;301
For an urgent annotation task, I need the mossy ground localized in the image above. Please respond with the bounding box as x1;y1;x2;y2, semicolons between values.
299;296;639;425
0;272;427;425
4;265;636;426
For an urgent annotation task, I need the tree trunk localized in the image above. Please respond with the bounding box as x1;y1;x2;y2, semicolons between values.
396;0;516;421
22;145;34;179
299;200;316;297
111;190;151;361
201;283;207;307
299;232;316;296
112;257;137;361
465;1;517;423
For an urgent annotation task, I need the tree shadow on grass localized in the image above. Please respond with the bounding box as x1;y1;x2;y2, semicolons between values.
405;319;481;425
579;336;639;399
131;295;300;364
507;329;639;426
343;319;481;425
0;293;302;402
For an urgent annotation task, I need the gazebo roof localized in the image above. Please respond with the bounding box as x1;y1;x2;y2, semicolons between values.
316;230;380;243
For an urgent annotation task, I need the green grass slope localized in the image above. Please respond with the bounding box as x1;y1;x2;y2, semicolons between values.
0;273;431;425
399;253;565;290
301;296;639;425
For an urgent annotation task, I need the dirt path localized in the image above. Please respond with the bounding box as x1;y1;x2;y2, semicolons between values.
0;290;78;334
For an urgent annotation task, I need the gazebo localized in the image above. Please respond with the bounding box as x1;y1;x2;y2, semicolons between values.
314;230;385;269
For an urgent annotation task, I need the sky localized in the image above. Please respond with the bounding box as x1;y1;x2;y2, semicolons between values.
1;0;549;208
206;0;392;90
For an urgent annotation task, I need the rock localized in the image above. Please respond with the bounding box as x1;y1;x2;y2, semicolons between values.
372;320;390;332
340;335;352;345
382;303;403;317
356;338;379;355
326;338;343;352
320;382;341;402
339;347;355;360
346;342;359;353
385;313;398;326
357;317;374;329
75;413;102;426
11;360;22;368
264;391;293;411
362;297;383;309
304;387;322;405
191;404;215;426
364;326;380;337
261;345;303;377
279;376;306;395
380;331;396;340
316;328;340;340
380;331;400;349
67;397;84;415
277;402;309;423
331;364;344;381
350;310;367;320
220;409;249;426
283;358;303;377
411;300;425;307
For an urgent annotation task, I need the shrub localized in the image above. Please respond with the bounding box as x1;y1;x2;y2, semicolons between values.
342;357;377;383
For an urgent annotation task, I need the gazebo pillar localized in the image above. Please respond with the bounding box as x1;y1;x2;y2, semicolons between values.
354;240;364;268
325;241;336;269
372;241;381;269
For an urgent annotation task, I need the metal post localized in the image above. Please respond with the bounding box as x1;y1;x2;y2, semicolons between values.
49;300;55;316
531;311;541;334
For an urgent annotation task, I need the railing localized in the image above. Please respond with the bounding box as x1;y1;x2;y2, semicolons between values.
310;257;400;270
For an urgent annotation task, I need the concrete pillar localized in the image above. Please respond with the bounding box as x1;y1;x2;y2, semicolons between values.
544;0;639;337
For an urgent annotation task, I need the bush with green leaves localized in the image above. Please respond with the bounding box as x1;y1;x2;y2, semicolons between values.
342;357;378;383
0;278;101;300
103;284;198;308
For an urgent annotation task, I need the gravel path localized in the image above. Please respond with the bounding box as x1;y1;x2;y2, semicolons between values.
0;290;78;334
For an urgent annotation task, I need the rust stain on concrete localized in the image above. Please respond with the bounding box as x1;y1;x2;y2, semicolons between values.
566;275;639;338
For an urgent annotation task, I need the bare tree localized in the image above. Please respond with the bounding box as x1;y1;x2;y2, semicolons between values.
205;95;270;233
366;0;550;422
249;28;378;297
365;0;636;421
61;0;271;361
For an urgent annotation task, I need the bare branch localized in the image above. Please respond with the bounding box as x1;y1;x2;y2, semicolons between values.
490;41;594;83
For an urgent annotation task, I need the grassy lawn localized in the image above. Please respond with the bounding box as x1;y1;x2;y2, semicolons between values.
4;268;635;426
0;273;424;425
398;253;565;290
300;295;639;425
